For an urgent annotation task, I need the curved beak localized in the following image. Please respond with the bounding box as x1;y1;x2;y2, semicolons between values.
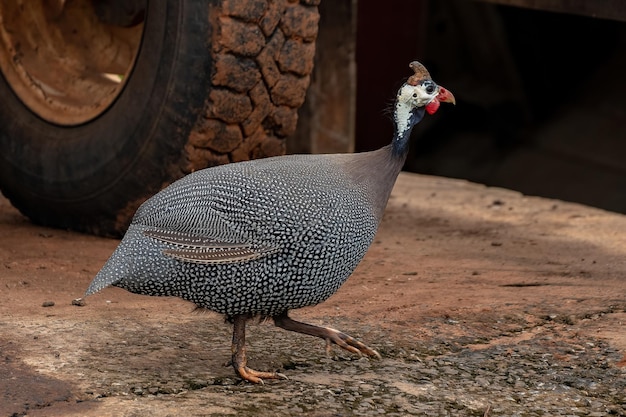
425;85;456;115
437;86;456;105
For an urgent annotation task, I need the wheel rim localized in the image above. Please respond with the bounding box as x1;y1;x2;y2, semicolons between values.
0;0;144;126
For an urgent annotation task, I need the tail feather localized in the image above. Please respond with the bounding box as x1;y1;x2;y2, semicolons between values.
84;247;129;296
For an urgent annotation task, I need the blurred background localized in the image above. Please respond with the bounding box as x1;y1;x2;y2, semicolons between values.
292;0;626;215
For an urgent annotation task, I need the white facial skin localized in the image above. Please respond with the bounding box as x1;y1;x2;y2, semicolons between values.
394;81;438;138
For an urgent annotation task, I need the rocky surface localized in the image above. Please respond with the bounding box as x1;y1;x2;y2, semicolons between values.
1;172;625;416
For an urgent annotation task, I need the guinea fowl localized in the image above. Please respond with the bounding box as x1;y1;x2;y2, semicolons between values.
85;61;455;383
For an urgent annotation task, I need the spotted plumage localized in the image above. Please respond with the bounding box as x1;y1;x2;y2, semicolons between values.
87;154;382;315
85;61;455;383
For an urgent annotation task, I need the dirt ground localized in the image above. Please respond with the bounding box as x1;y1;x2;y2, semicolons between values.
1;172;625;416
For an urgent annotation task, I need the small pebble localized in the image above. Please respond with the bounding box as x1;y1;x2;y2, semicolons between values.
42;301;55;307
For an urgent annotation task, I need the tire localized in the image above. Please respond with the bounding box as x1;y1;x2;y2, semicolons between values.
0;0;319;237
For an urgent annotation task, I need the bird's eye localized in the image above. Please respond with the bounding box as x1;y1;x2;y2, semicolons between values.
423;81;436;94
412;93;418;98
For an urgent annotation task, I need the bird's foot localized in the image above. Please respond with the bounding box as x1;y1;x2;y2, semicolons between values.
322;327;381;359
235;366;288;384
230;313;288;384
273;313;381;359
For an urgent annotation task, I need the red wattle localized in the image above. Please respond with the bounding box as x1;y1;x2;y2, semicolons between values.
425;98;440;115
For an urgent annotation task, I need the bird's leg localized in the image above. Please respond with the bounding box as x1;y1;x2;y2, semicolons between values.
273;312;381;359
230;314;287;384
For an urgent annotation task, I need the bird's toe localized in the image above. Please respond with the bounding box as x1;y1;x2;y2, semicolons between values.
236;366;287;384
325;328;381;359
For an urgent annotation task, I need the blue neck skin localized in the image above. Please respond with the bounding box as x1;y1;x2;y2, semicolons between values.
391;107;425;158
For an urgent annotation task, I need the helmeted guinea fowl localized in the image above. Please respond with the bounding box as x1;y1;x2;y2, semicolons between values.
85;61;455;383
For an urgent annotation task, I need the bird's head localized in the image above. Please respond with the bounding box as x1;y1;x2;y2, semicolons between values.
401;61;455;113
394;61;455;142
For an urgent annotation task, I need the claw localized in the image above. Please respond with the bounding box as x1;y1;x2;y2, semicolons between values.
231;314;289;384
236;366;287;384
274;312;381;359
325;338;332;356
326;328;382;359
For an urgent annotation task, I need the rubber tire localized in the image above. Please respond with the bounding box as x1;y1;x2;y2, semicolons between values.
0;0;319;237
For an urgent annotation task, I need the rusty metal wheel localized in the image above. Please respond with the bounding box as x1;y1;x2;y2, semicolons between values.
0;0;318;237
